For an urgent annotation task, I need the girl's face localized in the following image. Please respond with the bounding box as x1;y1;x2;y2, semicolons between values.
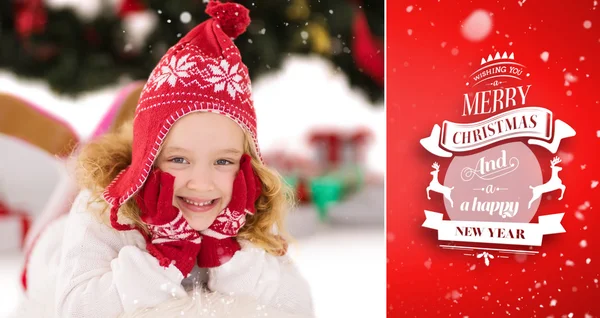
156;112;245;231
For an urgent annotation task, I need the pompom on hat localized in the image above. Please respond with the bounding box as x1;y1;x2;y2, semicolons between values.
103;0;261;231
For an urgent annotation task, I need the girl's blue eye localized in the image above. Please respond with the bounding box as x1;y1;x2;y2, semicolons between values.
170;157;188;164
216;159;233;165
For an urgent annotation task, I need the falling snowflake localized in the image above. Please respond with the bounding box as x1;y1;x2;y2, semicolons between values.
583;20;592;29
406;5;414;12
451;290;462;300
580;240;588;248
564;72;578;86
424;258;432;269
461;9;493;42
387;232;395;242
579;201;591;210
180;12;191;24
565;260;575;266
205;60;245;99
557;151;575;165
540;51;549;62
514;253;528;263
591;180;598;188
445;290;462;301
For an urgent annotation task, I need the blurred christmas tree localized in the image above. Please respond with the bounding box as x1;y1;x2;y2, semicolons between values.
0;0;383;103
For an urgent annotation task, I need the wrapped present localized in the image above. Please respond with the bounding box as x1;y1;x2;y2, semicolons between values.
308;164;368;220
326;164;366;194
309;130;343;171
309;176;344;221
345;128;373;166
283;175;313;204
0;201;31;252
263;150;292;174
308;127;374;172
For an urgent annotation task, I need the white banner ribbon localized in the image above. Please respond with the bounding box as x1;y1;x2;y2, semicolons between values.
422;210;566;246
420;107;576;157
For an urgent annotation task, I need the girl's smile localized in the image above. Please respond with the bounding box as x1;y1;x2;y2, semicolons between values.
177;196;220;213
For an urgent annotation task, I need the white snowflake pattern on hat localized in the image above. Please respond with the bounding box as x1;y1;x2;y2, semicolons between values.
150;54;197;90
205;59;245;99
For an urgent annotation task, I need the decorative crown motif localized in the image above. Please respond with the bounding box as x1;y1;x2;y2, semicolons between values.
480;52;515;65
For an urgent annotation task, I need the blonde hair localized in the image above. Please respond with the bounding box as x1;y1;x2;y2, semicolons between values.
75;118;294;255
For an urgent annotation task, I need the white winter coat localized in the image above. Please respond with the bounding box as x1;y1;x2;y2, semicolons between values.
13;189;315;318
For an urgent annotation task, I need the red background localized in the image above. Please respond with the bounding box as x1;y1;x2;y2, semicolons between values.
387;0;599;317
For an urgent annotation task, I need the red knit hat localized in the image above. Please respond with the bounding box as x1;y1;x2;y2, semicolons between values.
103;1;261;230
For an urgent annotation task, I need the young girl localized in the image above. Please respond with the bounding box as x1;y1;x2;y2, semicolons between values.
18;1;314;317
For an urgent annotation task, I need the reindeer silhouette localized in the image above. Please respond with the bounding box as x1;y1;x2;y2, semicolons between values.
426;162;455;207
528;156;566;209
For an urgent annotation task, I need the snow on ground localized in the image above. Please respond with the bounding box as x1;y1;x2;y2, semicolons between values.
0;55;385;317
0;226;385;318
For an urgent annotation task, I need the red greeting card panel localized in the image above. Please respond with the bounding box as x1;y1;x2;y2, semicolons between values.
387;0;599;317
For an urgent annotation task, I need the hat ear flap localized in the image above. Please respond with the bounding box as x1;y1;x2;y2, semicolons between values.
110;204;135;231
242;155;262;215
253;171;262;203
